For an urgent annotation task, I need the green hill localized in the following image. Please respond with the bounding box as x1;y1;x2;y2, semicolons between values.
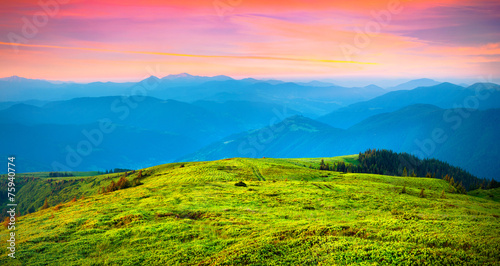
1;157;499;265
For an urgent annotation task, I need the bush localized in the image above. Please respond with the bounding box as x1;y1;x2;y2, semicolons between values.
235;181;247;187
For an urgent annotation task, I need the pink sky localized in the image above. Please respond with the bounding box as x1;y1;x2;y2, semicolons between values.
0;0;499;83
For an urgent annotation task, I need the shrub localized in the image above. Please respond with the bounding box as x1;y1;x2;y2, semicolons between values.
116;175;130;190
235;181;247;187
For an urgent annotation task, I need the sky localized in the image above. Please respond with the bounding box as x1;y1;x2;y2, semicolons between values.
0;0;499;84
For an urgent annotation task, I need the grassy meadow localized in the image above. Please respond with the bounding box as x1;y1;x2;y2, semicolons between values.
1;156;499;265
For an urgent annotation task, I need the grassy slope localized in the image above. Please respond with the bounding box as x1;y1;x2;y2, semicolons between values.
0;171;133;216
15;171;100;178
468;187;500;203
1;156;499;265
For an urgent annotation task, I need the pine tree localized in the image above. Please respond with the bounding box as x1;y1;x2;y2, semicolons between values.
419;188;425;198
440;190;446;199
108;180;116;192
411;170;417;177
403;167;408;177
320;159;326;170
41;198;49;210
456;181;466;194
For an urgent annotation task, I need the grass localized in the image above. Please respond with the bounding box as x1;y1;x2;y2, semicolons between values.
0;156;499;265
468;187;500;202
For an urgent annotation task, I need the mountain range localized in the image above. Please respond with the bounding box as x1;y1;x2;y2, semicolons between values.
1;75;499;181
180;105;500;180
319;82;500;128
0;75;442;116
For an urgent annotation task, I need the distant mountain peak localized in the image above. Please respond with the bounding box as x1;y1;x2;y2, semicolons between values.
0;75;28;82
413;78;437;82
467;82;500;91
387;78;440;91
160;73;233;82
364;84;383;90
142;75;160;81
278;115;336;131
164;73;194;79
430;82;462;89
295;80;337;87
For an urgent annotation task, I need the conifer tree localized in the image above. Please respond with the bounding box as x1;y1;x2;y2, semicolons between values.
41;198;49;210
419;188;425;198
403;167;408;177
320;159;326;170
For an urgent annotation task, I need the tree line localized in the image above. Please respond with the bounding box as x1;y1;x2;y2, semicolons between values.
97;168;132;175
318;149;499;192
48;172;74;177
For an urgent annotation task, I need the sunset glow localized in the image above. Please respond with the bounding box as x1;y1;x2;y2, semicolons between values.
1;0;499;82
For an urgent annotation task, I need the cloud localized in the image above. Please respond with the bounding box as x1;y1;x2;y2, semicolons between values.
0;0;498;81
0;41;375;64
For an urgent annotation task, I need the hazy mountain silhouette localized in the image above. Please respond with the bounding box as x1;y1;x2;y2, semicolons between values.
385;78;441;91
319;82;500;129
0;75;389;116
